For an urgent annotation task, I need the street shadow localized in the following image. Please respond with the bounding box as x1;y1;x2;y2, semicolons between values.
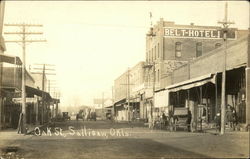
15;138;210;159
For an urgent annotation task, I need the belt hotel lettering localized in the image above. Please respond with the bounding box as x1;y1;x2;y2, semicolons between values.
164;28;236;39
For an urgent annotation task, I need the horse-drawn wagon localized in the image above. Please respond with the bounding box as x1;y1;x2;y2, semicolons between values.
169;107;191;131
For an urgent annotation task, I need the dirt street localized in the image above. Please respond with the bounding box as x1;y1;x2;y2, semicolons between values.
0;120;249;159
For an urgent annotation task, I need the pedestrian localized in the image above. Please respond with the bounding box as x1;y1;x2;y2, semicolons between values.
214;112;221;132
186;109;192;132
161;112;167;129
226;105;234;130
148;115;153;129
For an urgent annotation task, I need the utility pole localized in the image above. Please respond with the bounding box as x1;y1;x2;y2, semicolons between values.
31;63;55;124
120;68;134;122
102;92;104;120
112;86;115;118
127;68;130;122
47;80;57;95
146;12;156;120
4;23;46;133
218;2;234;135
152;62;156;118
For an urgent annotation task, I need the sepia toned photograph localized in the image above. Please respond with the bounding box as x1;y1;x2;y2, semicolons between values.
0;0;249;159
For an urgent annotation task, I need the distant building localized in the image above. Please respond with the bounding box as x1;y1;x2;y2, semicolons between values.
93;98;113;109
114;61;146;121
31;73;48;91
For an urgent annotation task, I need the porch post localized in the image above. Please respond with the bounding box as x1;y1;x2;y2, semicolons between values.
55;101;58;117
35;96;39;124
215;74;218;115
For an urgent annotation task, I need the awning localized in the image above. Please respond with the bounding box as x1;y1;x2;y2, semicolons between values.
52;98;60;104
0;36;6;51
166;74;216;92
114;98;126;106
0;53;22;65
26;86;52;101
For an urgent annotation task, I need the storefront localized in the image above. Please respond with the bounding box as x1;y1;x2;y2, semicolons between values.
165;66;247;131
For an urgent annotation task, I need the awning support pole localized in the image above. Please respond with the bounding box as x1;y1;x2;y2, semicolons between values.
215;74;218;115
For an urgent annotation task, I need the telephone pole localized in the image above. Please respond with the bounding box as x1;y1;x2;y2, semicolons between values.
127;68;131;122
218;2;234;135
102;92;104;120
31;63;55;124
120;68;134;122
145;12;156;119
4;23;46;133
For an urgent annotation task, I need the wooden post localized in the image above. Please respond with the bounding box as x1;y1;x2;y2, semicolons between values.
21;25;27;133
55;101;58;117
35;96;39;124
127;68;131;122
215;74;218;115
200;86;203;131
218;2;234;135
221;32;227;135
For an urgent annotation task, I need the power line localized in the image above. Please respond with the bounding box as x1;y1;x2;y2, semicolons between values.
73;22;147;29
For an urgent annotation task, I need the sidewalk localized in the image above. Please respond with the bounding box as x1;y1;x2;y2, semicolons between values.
0;122;51;140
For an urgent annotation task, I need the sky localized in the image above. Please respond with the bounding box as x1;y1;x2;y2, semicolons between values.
2;1;249;108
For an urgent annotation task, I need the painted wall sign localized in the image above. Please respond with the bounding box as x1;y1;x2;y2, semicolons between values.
164;28;236;39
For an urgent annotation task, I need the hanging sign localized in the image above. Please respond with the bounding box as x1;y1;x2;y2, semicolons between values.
12;98;37;104
164;27;236;39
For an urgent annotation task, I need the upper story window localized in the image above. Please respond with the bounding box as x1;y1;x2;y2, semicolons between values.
175;42;182;58
196;42;202;57
215;43;222;49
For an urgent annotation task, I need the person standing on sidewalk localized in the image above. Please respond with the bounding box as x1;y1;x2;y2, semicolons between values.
214;112;221;132
187;109;192;132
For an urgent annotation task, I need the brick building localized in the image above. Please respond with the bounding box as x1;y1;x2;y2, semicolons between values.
144;18;247;122
162;34;249;131
114;61;146;121
146;19;249;130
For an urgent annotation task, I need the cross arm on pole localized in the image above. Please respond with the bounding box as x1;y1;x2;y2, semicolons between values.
4;32;43;35
4;24;43;27
5;40;46;43
33;68;55;71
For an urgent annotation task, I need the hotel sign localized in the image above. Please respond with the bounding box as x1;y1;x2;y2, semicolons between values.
164;28;236;39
